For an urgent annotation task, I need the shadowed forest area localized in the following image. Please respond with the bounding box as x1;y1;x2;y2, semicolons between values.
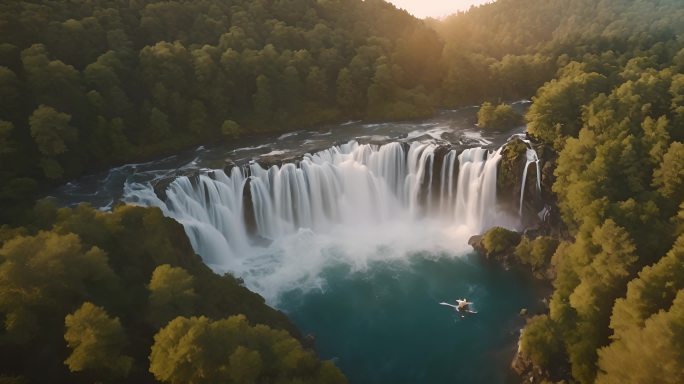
0;0;683;383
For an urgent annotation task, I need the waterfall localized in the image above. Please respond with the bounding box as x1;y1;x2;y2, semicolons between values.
453;147;503;234
406;142;436;215
123;139;522;299
439;150;458;216
518;146;542;215
125;140;511;257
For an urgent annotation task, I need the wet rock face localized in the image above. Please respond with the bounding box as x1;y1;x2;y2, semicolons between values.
255;140;338;169
497;137;530;210
153;169;200;201
256;155;300;169
468;234;486;254
242;178;257;236
355;135;401;147
224;158;237;175
494;135;561;230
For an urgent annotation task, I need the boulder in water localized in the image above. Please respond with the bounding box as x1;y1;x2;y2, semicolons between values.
152;169;200;201
224;158;237;174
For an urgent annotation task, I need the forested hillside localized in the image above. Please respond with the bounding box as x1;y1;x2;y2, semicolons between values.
444;1;684;382
433;0;684;104
0;0;444;222
0;203;346;383
3;0;681;224
519;50;684;382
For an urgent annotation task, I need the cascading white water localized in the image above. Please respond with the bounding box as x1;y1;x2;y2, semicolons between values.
123;140;521;301
453;147;503;233
406;142;436;215
512;135;542;216
519;148;542;215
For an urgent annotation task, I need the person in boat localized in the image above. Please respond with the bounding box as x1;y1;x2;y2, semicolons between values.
455;298;472;311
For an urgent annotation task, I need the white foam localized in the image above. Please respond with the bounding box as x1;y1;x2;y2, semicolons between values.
262;150;288;157
278;132;300;140
406;127;452;140
232;143;272;153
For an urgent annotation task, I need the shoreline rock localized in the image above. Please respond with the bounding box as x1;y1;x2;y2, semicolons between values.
511;341;552;384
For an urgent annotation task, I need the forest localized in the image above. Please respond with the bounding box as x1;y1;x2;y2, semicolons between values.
1;0;683;383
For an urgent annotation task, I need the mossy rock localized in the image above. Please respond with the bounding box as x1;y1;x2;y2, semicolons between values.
497;137;529;206
482;226;522;256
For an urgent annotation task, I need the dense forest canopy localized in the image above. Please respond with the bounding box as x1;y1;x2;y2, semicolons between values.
1;0;682;221
0;0;447;222
1;0;683;383
456;2;684;383
0;203;341;383
517;40;684;384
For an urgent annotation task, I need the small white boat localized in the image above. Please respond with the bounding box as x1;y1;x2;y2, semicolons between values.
439;298;477;314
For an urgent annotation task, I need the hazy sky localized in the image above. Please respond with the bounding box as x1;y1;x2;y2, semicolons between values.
386;0;492;19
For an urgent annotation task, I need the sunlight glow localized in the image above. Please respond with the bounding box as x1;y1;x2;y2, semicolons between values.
386;0;492;19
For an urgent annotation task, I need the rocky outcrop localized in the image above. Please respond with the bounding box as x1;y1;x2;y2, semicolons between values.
494;135;567;237
496;136;549;226
497;137;528;208
223;158;237;174
468;234;486;255
469;228;556;281
153;168;200;201
255;140;339;169
468;228;521;270
511;344;553;384
242;178;257;236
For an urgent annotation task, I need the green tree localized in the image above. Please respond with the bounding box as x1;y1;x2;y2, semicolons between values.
280;65;302;112
515;236;559;270
336;68;358;114
0;120;14;155
477;102;523;130
64;302;132;380
0;231;116;344
305;66;329;103
29;105;76;157
148;264;196;327
596;289;684;384
221;120;241;139
187;100;209;137
482;227;521;255
520;315;563;368
366;59;396;117
148;107;170;141
150;315;346;384
608;235;684;342
489;54;552;100
653;141;684;201
83;51;132;119
228;346;263;384
563;221;638;384
0;66;22;121
526;67;608;149
21;44;84;115
253;74;273;120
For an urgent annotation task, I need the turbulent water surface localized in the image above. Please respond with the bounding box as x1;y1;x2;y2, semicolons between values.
52;104;546;383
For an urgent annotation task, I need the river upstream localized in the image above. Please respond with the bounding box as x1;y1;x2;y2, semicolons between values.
52;103;548;383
